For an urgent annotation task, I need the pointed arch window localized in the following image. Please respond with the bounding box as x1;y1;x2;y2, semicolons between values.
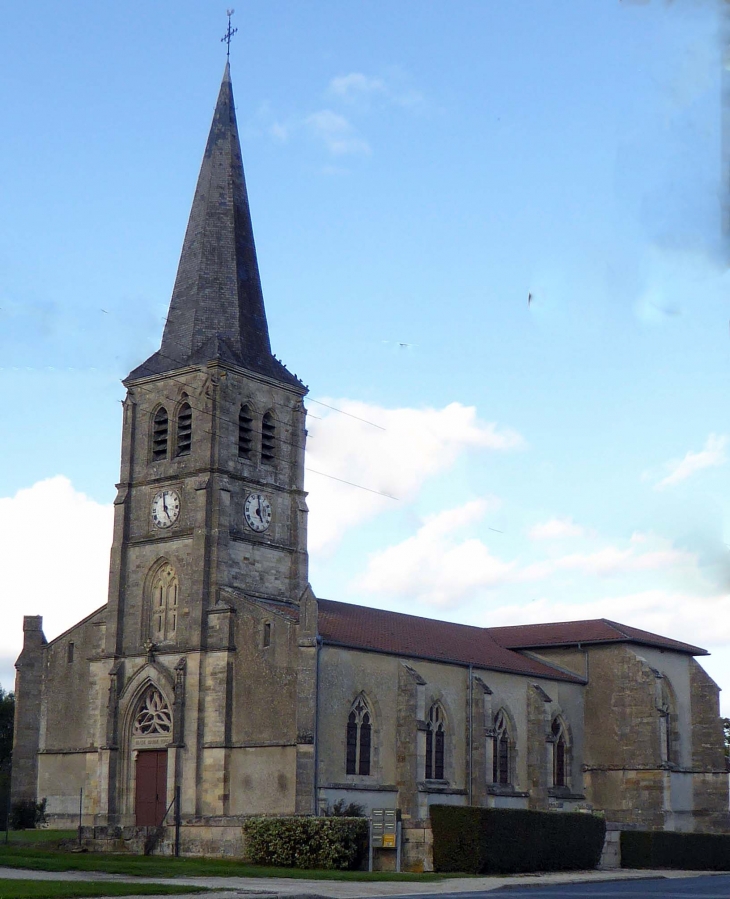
133;687;172;736
176;400;192;456
658;679;676;765
346;696;372;776
238;404;253;459
150;563;178;642
551;717;568;787
426;703;445;780
261;411;275;464
492;709;511;785
152;407;169;461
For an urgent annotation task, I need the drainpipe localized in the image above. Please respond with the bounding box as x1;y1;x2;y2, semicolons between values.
313;635;322;814
468;664;473;806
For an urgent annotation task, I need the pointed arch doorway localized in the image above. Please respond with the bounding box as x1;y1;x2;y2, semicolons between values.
131;686;173;826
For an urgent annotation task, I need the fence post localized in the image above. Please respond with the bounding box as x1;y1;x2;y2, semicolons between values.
174;786;181;858
77;788;83;846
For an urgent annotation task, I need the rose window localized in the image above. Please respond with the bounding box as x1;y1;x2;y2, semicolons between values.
133;688;172;736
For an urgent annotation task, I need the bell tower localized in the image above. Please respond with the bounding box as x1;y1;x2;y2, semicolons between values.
104;63;309;660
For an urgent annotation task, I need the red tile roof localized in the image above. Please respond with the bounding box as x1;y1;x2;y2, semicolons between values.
316;599;586;683
487;618;707;656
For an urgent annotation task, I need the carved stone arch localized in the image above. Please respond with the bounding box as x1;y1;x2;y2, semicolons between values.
656;673;679;765
492;705;517;786
425;697;450;781
142;558;180;644
345;692;376;777
549;712;571;789
116;665;175;819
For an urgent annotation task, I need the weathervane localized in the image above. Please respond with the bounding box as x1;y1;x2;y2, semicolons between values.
221;9;238;59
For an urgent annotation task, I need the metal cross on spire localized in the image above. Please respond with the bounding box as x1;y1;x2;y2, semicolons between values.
221;9;237;59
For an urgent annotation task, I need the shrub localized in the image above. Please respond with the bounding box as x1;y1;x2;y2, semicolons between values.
326;799;366;817
621;831;730;871
10;798;46;830
242;816;369;870
430;805;606;874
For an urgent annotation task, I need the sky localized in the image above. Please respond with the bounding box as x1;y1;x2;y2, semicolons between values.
2;1;730;709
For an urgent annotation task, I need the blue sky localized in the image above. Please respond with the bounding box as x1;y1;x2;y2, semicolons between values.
3;1;730;708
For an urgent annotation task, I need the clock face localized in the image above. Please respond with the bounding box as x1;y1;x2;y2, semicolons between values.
151;490;181;529
244;493;272;532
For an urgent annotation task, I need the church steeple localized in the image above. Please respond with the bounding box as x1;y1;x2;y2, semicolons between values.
128;63;301;388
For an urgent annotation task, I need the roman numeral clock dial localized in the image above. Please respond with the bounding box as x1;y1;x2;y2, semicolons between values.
244;493;272;532
151;490;181;529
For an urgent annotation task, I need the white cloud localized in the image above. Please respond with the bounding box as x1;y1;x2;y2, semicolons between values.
655;433;727;490
270;121;290;142
305;400;523;553
0;477;113;688
305;110;371;157
329;73;387;100
527;517;585;540
328;71;425;110
355;499;513;607
518;545;694;581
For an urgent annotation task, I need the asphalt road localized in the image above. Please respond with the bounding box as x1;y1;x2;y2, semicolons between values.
395;876;730;898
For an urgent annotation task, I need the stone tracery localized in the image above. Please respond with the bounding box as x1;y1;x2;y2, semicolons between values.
133;687;172;736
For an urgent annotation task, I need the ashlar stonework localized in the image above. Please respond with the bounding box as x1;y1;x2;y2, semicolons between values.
12;63;728;869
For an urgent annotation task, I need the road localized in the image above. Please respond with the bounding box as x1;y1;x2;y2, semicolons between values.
399;876;730;897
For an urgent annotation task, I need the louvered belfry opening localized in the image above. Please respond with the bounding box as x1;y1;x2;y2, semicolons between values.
261;411;275;463
176;401;192;456
152;408;169;460
238;404;253;458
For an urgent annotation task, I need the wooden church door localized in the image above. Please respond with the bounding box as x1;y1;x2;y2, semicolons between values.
135;750;168;826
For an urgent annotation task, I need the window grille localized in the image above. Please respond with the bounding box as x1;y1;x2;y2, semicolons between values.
345;696;372;776
176;401;192;456
492;709;511;785
133;687;172;736
238;404;253;458
152;408;169;461
426;703;445;780
261;411;275;463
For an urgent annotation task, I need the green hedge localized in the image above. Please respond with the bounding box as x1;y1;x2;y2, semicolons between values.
242;816;368;870
621;831;730;871
430;805;606;874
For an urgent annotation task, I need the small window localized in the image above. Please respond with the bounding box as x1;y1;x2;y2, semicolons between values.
152;407;169;461
263;621;271;648
345;696;373;776
238;404;253;459
261;411;275;464
552;717;567;787
426;703;445;780
67;642;74;664
176;402;192;456
492;709;511;785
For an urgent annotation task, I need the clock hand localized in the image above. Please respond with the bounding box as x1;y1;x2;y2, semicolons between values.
162;497;170;521
257;497;263;521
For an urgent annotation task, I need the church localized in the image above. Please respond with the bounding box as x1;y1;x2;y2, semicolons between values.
11;63;729;867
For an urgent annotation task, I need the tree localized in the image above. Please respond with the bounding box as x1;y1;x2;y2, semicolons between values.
722;717;730;761
0;686;14;811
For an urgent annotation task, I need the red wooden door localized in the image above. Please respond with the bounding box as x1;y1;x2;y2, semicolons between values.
135;750;168;826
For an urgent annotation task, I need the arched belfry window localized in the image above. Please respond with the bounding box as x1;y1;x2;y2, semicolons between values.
426;703;446;780
261;411;275;464
152;407;169;461
346;696;372;776
551;717;568;788
238;404;253;459
493;709;512;785
133;687;172;736
150;563;178;641
176;400;192;456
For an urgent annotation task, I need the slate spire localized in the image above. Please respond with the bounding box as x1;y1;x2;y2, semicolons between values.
128;63;301;387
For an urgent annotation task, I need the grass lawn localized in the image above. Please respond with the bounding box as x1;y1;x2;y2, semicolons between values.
0;880;209;898
0;842;447;881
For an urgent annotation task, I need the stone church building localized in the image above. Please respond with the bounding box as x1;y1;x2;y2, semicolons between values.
11;65;729;864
